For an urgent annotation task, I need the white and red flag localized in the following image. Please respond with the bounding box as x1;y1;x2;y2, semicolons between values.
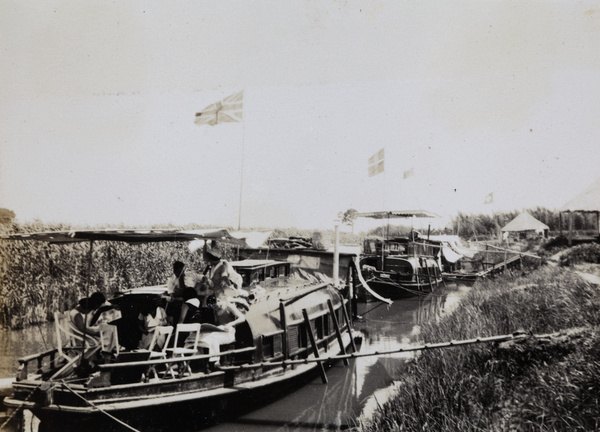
367;148;385;177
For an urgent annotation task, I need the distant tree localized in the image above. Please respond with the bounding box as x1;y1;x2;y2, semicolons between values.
0;208;15;225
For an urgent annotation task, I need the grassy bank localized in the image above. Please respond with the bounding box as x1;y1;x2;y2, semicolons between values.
358;265;600;431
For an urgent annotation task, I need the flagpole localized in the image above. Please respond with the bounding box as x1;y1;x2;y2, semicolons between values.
237;98;245;231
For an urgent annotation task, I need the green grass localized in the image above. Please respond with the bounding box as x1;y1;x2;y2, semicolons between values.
358;266;600;431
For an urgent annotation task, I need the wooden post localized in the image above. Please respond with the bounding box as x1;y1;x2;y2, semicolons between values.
568;211;573;246
302;309;328;384
327;300;348;366
559;212;563;237
279;302;288;360
426;266;433;292
333;222;339;288
340;300;357;353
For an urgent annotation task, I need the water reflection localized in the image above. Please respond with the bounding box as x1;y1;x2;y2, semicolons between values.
0;322;54;378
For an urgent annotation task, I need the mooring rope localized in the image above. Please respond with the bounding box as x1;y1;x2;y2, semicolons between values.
0;383;40;432
60;381;141;432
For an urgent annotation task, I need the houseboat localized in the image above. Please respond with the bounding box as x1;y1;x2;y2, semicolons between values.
1;230;359;432
357;234;444;300
351;210;446;300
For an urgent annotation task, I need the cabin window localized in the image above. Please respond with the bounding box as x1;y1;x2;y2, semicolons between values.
315;316;325;339
288;325;300;353
278;265;287;277
262;334;283;358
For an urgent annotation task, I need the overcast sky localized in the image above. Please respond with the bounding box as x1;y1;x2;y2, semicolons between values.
1;1;599;231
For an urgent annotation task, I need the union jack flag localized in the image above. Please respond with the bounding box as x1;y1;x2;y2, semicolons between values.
195;90;243;126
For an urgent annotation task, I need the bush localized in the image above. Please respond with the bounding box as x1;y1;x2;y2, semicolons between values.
559;243;600;266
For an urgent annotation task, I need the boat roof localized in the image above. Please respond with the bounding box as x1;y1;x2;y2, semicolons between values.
230;259;286;270
116;285;170;296
0;228;271;247
356;210;441;219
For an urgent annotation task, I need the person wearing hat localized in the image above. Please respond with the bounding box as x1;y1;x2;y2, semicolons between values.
202;246;246;302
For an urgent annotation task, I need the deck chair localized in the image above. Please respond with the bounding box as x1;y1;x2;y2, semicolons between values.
51;312;100;380
145;326;174;380
99;323;120;357
54;312;85;362
166;323;202;377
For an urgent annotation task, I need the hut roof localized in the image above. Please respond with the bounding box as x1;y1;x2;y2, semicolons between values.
560;177;600;213
501;212;549;233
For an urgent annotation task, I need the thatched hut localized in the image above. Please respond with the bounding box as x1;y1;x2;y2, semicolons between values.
501;212;549;239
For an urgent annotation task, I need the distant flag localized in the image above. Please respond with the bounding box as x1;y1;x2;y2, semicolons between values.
195;90;243;126
484;192;494;204
403;167;415;179
368;148;385;177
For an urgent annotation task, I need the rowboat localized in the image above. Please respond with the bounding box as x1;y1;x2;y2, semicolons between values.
1;230;359;432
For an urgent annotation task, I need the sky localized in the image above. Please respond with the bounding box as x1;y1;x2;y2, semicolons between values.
1;1;599;232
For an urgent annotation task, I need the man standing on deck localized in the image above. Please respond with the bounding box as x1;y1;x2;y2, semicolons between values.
166;261;202;324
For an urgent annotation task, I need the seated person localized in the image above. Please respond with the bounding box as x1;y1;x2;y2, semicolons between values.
68;293;107;346
138;298;168;350
89;292;121;327
195;297;246;363
167;261;203;298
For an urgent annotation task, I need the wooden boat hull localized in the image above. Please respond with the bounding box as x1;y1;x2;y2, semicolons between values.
6;333;355;432
358;255;443;301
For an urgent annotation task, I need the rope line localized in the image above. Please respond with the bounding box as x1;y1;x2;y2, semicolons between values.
0;384;40;431
60;381;141;432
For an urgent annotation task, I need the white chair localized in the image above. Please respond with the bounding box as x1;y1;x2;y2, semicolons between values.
99;323;120;357
146;326;174;380
51;311;100;380
166;323;202;377
54;311;84;362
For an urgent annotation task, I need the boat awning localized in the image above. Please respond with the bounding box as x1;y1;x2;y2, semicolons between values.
441;245;462;263
0;228;272;248
356;210;441;219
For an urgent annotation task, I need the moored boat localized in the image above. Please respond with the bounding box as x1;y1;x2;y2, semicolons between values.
357;234;444;300
1;230;359;432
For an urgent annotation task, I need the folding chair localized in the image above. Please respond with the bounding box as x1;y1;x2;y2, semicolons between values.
99;323;120;357
145;326;174;380
166;323;201;377
51;311;100;380
54;311;84;362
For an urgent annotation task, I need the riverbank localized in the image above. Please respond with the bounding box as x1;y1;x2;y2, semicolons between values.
357;263;600;431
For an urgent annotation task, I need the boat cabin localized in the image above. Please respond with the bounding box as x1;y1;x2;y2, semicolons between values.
231;259;291;289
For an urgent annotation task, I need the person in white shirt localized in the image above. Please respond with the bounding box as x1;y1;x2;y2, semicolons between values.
166;261;202;299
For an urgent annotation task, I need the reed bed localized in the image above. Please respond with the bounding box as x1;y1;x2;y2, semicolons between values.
358;266;600;431
0;230;216;329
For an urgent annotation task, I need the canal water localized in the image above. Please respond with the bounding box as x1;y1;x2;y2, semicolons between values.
205;280;471;431
0;281;471;431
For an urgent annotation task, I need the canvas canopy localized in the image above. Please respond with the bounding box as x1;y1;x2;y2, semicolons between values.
560;177;600;213
501;212;549;234
356;210;440;219
0;228;272;248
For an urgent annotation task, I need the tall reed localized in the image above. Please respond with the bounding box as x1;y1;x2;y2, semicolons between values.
359;266;600;431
